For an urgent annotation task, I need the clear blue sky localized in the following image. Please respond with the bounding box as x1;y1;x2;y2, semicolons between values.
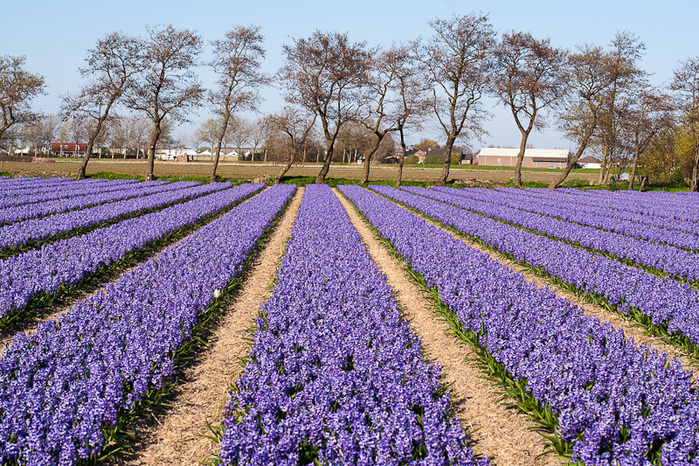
2;0;697;150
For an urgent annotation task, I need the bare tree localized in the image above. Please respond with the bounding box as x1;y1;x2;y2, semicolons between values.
623;86;675;189
63;32;143;179
269;107;317;183
21;120;41;155
671;56;699;191
416;14;495;185
124;25;203;180
549;45;617;189
39;115;59;153
229;117;252;160
0;55;44;141
336;121;372;164
395;89;430;187
594;32;647;185
209;25;268;182
357;45;419;184
249;117;267;161
68;115;87;157
124;116;150;158
280;31;371;184
196;118;225;155
21;114;58;156
492;32;568;187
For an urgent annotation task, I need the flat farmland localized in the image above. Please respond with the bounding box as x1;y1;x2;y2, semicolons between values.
1;176;696;465
0;159;598;185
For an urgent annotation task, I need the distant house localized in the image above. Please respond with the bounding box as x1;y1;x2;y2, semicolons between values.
423;147;473;164
13;147;31;155
224;147;256;160
474;147;571;169
156;149;197;161
51;142;86;157
577;156;601;169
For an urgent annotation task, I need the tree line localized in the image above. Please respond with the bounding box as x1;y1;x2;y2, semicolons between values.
1;14;699;189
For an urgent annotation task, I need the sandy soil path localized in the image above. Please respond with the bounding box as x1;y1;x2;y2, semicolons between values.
117;187;304;465
335;188;561;466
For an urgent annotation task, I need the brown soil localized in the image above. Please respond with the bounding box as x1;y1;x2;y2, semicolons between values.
117;187;304;465
0;159;597;185
334;188;561;466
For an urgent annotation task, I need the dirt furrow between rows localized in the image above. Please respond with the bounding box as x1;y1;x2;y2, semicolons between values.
335;188;560;466
117;187;304;466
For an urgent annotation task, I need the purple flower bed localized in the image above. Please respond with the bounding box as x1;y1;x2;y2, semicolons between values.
0;184;295;465
506;188;699;228
437;187;699;251
0;177;74;195
520;187;699;228
341;185;699;465
0;183;264;320
0;180;185;225
483;186;699;237
0;178;104;202
0;181;229;250
370;185;699;349
406;186;699;282
220;185;485;466
0;178;143;210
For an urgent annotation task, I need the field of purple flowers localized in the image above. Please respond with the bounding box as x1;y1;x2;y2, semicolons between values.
1;176;699;465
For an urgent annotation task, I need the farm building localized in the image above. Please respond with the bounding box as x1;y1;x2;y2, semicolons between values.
577;156;602;169
50;142;86;157
404;146;472;164
474;147;571;169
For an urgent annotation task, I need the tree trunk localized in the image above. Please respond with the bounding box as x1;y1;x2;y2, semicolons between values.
146;125;162;181
549;126;596;190
75;107;112;180
628;147;640;190
315;147;334;184
275;154;297;184
598;145;608;185
514;131;530;188
639;176;647;191
436;136;456;186
76;138;95;180
396;129;407;188
691;150;699;192
210;141;223;183
361;136;382;185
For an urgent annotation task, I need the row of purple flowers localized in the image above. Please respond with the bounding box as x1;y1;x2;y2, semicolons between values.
547;187;699;223
444;187;699;251
0;180;186;226
0;177;73;194
0;182;230;251
374;185;699;347
406;186;699;282
0;183;263;321
0;178;142;211
342;185;699;465
491;187;699;244
220;185;486;465
0;184;295;465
